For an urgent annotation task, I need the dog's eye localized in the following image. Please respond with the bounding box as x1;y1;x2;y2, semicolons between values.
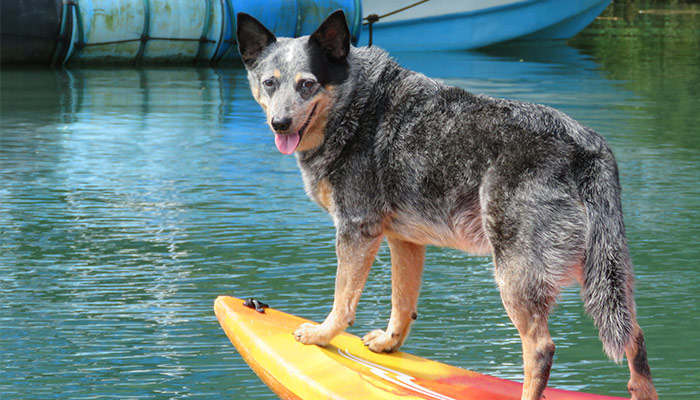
262;79;275;88
301;79;316;89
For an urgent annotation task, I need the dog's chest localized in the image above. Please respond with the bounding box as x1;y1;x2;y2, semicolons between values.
299;167;335;213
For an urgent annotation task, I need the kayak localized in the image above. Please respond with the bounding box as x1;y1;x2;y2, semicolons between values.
214;296;627;400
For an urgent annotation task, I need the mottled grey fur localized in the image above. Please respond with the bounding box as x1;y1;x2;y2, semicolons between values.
236;11;656;399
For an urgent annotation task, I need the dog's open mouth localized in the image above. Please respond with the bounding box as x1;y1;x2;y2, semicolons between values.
274;104;318;155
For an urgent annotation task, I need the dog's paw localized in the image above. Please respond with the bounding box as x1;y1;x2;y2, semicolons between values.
627;378;659;400
293;323;332;346
362;329;402;353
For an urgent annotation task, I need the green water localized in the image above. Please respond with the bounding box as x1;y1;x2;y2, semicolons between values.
1;3;699;399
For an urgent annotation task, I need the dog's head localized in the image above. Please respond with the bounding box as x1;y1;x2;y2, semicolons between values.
236;10;351;155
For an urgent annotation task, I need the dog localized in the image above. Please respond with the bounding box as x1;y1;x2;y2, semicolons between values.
236;10;658;400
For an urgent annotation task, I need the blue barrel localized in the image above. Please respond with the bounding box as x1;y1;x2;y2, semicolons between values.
0;0;361;65
217;0;362;61
0;0;63;64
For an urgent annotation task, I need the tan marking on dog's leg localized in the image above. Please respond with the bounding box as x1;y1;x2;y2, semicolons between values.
499;305;554;400
625;322;658;400
363;237;425;353
517;319;554;400
496;261;555;400
294;233;383;346
316;179;334;213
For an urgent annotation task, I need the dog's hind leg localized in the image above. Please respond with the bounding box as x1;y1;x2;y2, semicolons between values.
482;164;589;399
625;322;657;399
363;237;425;353
495;256;557;400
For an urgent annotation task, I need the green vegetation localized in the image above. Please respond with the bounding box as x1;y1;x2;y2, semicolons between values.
570;0;700;149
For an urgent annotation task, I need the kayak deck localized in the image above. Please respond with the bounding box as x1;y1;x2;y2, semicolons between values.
214;296;627;400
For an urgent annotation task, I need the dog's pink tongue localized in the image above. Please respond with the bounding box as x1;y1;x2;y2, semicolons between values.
274;132;300;155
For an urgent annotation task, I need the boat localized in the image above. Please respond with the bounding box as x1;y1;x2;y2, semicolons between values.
214;296;628;400
1;0;611;65
358;0;612;51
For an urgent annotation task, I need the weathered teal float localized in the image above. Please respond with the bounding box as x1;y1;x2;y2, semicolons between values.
1;0;362;65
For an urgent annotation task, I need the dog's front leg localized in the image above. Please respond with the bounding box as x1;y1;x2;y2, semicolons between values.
294;226;383;346
363;237;425;352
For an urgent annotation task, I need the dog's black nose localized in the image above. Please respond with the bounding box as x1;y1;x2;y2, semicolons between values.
271;117;292;133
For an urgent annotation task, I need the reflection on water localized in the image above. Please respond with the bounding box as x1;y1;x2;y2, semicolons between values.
2;16;699;400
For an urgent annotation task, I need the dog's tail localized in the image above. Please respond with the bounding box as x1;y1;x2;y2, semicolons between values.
577;148;635;363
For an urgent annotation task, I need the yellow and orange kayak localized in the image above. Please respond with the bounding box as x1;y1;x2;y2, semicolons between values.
214;296;627;400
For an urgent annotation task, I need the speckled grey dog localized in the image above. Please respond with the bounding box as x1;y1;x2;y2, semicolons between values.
236;10;657;400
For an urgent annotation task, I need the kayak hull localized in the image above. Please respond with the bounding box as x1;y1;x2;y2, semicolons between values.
214;296;628;400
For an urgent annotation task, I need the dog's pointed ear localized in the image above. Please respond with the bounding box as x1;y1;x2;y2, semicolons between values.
237;13;277;68
309;10;350;63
